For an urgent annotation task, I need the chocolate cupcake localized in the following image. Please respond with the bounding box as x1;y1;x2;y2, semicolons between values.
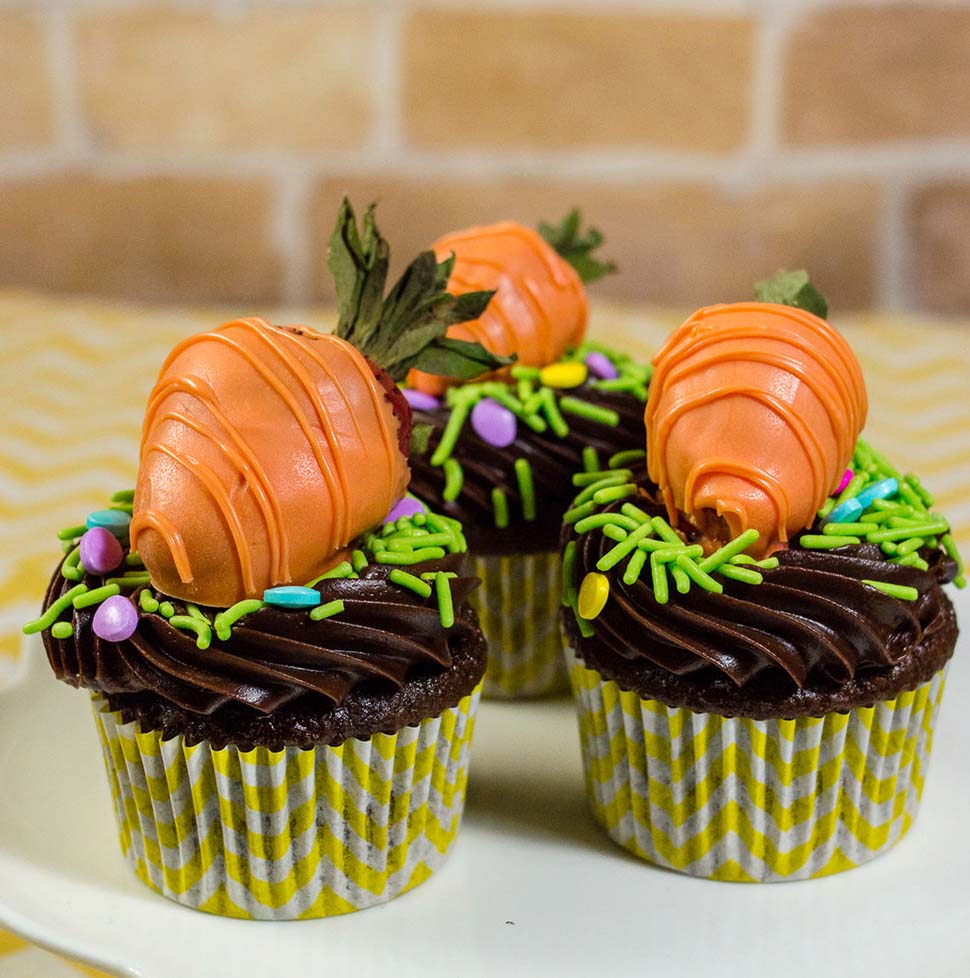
405;212;651;697
24;200;507;919
561;273;963;881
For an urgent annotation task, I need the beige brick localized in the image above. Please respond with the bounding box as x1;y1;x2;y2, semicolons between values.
784;7;970;144
0;175;281;302
0;12;54;149
907;184;970;315
403;11;753;151
311;178;879;311
77;8;373;151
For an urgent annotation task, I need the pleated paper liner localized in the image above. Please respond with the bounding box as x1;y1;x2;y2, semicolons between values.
469;551;569;699
567;652;947;882
91;684;481;919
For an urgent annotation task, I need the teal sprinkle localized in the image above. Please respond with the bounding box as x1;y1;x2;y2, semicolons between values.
73;584;121;609
351;549;368;573
23;583;88;634
213;599;265;640
581;446;600;473
609;449;646;469
168;615;212;649
514;458;536;521
309;599;345;622
389;569;433;598
492;488;510;529
435;572;455;628
51;621;73;640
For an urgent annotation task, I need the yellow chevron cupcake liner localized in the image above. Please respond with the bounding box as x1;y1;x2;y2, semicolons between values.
91;685;481;919
469;551;568;699
567;652;947;882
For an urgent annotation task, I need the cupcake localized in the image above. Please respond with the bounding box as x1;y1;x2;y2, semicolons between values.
23;200;507;919
406;211;652;698
561;272;963;882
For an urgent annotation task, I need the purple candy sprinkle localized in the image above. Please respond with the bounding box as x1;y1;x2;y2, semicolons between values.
383;496;426;524
585;351;619;380
471;397;517;448
78;526;123;575
92;595;139;643
402;389;441;412
836;468;853;495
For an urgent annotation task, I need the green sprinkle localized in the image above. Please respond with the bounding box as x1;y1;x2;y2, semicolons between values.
305;561;355;586
562;540;578;607
955;575;966;589
51;621;73;640
111;489;136;504
22;583;88;634
57;524;86;542
213;599;265;640
109;502;134;515
650;552;669;604
605;520;631;539
492;488;510;529
443;458;464;502
388;533;455;550
575;513;641;535
573;603;595;638
651;516;683;546
620;502;651;525
823;522;880;536
539;389;569;438
655;545;703;563
898;482;927;513
105;573;151;589
430;402;471;466
309;599;345;622
609;449;646;469
582;446;601;473
375;547;447;565
573;471;631;506
906;474;935;509
731;554;779;569
573;468;632;487
596;521;657;571
564;501;597;525
799;534;861;549
517;378;534;404
593;483;637;505
836;473;869;504
352;549;368;573
185;603;210;623
159;601;175;618
510;364;540;379
891;554;930;571
139;589;159;613
861;580;919;602
73;584;121;609
61;546;84;581
514;458;536;521
675;555;723;594
125;552;144;568
670;565;691;594
895;537;926;556
866;521;948;544
817;499;836;520
559;396;620;427
623;549;647;585
168;615;212;650
881;541;899;556
594;377;648;399
717;564;764;585
697;529;760;574
389;569;433;598
435;572;455;628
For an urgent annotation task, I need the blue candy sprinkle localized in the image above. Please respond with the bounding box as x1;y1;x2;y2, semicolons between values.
854;477;899;511
824;497;863;526
263;586;322;609
86;509;132;538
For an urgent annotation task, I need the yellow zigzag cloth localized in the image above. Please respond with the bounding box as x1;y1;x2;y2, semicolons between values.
470;552;569;699
92;685;481;919
568;655;947;882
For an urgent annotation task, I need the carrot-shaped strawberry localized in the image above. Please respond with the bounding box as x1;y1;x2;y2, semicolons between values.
408;209;616;395
132;200;508;607
645;271;867;557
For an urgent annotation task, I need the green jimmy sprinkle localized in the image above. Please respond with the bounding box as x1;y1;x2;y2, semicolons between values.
492;488;510;529
23;584;88;634
514;457;537;521
213;599;265;640
309;599;346;622
168;615;212;650
389;569;433;598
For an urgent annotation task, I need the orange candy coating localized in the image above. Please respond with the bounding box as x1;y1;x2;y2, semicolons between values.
645;302;868;556
408;221;588;395
131;318;408;607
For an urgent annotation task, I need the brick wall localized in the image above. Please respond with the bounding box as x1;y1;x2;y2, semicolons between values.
1;1;969;314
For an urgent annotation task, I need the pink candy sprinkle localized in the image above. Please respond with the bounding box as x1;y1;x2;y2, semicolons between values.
836;468;853;495
383;496;426;524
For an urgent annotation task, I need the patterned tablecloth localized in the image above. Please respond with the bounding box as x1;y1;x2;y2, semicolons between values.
1;290;967;976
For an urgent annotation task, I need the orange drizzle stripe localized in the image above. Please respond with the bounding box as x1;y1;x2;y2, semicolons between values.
683;459;791;540
130;509;194;585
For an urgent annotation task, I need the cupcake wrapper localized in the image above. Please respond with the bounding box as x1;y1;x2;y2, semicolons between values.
92;684;481;919
567;651;947;882
469;551;568;699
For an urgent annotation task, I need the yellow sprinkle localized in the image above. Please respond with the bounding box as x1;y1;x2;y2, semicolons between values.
540;361;588;389
577;571;610;620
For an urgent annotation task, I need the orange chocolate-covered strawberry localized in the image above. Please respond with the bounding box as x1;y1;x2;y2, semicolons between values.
409;210;615;395
645;273;867;557
132;200;507;607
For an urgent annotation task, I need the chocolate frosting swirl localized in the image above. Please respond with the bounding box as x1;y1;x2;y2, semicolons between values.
43;554;480;717
409;385;646;554
565;473;958;698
